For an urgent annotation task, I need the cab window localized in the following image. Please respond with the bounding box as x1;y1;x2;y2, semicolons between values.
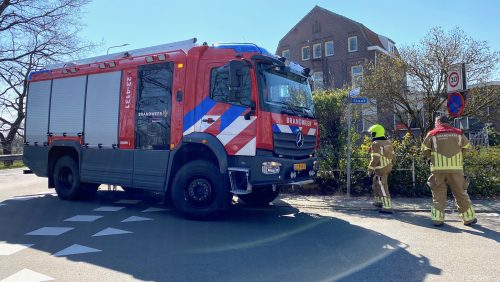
210;64;252;106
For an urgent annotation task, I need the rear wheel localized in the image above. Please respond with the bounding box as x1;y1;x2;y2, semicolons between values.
238;185;280;207
171;160;231;219
53;156;96;200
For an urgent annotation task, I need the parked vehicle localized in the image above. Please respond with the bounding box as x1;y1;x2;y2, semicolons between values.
23;38;319;218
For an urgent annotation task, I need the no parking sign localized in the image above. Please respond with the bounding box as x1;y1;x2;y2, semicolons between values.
447;92;465;117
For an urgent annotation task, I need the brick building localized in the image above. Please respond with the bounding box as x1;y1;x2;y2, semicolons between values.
276;5;396;90
276;5;397;131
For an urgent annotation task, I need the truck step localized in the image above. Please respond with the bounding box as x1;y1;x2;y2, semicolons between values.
228;167;252;195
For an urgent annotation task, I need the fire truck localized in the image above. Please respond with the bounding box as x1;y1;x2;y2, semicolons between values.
23;38;319;218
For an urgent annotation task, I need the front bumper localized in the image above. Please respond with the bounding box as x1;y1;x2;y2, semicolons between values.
228;150;318;186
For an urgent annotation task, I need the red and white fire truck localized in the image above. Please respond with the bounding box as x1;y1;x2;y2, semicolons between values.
23;38;319;218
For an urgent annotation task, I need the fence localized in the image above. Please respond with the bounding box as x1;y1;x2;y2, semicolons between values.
0;154;23;162
325;155;416;190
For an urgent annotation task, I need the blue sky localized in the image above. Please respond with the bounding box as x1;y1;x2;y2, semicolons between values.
81;0;499;56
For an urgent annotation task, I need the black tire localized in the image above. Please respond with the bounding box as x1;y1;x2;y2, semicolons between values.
53;156;97;200
238;185;280;207
171;160;231;219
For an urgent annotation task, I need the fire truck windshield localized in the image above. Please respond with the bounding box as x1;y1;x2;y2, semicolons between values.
259;66;315;118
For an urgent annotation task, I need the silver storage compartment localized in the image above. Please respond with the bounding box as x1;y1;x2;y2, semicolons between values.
84;71;121;148
25;80;52;145
49;76;87;136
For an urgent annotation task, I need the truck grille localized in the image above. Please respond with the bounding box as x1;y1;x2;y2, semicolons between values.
273;132;316;158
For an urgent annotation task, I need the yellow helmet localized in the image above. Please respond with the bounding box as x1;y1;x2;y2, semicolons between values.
368;124;385;138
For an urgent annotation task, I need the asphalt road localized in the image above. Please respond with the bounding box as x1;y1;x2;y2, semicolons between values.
0;168;499;282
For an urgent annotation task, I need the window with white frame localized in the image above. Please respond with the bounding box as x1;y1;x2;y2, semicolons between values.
281;49;290;59
301;46;310;61
325;41;334;56
388;42;394;54
348;36;358;52
312;71;324;90
313;43;322;59
351;65;362;87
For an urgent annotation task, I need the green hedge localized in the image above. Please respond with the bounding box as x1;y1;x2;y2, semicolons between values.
308;89;500;198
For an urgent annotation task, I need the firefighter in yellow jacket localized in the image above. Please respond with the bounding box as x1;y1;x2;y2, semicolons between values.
368;124;395;213
422;116;477;226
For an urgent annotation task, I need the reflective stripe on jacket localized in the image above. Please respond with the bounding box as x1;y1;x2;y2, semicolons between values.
422;124;471;173
368;139;394;171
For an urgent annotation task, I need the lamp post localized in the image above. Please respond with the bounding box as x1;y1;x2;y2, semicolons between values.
106;43;130;55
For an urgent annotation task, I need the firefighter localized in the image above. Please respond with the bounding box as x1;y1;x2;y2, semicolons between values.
367;124;395;214
422;116;477;226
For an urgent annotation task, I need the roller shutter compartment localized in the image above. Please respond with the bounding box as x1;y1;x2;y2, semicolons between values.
84;71;121;148
49;76;86;136
25;80;52;144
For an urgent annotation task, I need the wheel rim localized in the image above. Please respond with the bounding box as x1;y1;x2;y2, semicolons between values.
58;167;74;191
185;178;213;207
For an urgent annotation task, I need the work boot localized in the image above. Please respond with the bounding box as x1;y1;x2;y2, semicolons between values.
464;218;478;226
432;221;444;227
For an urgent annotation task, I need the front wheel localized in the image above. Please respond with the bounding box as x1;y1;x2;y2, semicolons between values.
171;160;231;219
238;185;280;207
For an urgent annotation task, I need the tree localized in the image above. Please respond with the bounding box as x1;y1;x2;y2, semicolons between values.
0;0;95;164
362;27;500;135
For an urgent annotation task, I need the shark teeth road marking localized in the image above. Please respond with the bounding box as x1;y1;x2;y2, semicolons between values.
25;227;74;236
53;244;101;257
0;243;34;256
141;207;169;213
121;216;153;223
92;228;132;237
93;206;125;212
64;215;103;222
0;268;54;282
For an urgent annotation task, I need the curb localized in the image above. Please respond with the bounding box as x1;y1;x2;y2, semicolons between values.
274;203;499;213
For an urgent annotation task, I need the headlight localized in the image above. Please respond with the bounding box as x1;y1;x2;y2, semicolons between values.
313;160;319;171
262;161;282;174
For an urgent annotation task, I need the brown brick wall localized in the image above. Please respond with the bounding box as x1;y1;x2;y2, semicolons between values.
277;7;377;89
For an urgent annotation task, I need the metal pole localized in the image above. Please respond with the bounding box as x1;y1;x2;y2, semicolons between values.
412;157;416;189
346;103;352;197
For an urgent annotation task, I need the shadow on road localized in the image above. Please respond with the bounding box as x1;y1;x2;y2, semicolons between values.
339;209;500;244
0;191;442;281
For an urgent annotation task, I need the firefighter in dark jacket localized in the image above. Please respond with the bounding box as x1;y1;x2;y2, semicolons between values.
422;116;477;226
367;124;395;213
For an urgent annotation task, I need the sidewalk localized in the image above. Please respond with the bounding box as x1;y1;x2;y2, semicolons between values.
278;194;500;213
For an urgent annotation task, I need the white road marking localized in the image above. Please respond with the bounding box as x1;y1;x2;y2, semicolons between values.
64;215;103;222
25;227;74;236
92;228;132;237
53;244;101;257
141;207;169;213
7;195;42;201
0;268;53;282
113;200;141;204
93;206;125;212
121;216;153;223
0;243;34;256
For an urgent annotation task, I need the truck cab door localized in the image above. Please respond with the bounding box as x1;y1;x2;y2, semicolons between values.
192;61;257;156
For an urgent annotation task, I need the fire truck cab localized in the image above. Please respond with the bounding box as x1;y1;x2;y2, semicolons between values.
23;38;319;218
